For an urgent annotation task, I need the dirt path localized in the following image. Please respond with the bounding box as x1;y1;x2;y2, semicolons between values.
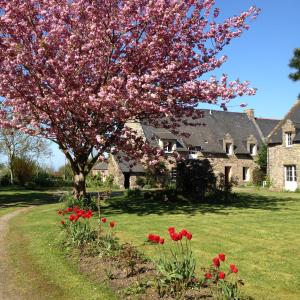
0;207;33;300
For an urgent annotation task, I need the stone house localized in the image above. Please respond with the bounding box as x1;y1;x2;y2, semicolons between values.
92;109;279;189
267;99;300;191
91;162;109;181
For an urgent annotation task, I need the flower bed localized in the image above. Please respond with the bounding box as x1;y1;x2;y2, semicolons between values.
57;207;250;299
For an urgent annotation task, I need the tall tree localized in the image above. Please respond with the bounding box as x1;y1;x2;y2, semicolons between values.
0;129;51;184
289;48;300;82
0;0;259;198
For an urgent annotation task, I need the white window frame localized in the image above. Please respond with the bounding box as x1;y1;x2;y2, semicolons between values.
285;165;297;182
164;141;174;153
225;143;233;155
249;143;257;155
285;132;292;147
243;167;250;181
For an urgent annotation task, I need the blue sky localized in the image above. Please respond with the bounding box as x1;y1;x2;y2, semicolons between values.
5;1;300;169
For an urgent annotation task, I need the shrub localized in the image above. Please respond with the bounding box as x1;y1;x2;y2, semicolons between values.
12;157;37;185
60;192;97;210
103;174;114;188
176;159;216;198
135;176;146;188
86;173;103;188
125;188;142;198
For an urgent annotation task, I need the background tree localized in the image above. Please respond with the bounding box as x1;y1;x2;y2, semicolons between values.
0;0;259;198
289;48;300;82
0;129;52;184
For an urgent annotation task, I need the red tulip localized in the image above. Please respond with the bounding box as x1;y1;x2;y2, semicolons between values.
159;238;165;244
230;264;236;271
219;253;226;261
186;232;192;240
181;229;187;236
213;257;220;267
218;272;226;280
232;267;238;273
101;217;107;223
67;207;73;212
110;221;116;228
168;227;175;233
61;220;65;225
205;272;212;279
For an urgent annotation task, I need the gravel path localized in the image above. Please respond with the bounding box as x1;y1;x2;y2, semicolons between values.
0;207;33;300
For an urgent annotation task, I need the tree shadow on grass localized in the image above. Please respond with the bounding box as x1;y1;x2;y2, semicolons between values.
103;191;300;216
0;189;62;210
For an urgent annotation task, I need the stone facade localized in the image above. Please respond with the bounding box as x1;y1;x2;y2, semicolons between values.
198;152;257;185
268;143;300;191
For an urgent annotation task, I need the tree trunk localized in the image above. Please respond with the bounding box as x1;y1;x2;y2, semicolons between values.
73;172;87;199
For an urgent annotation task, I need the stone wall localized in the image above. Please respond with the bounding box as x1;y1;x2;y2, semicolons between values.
268;143;300;190
199;152;257;185
108;156;125;188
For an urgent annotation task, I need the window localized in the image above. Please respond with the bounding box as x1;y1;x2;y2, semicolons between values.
249;143;257;155
243;167;250;181
285;165;297;182
225;143;233;155
164;141;174;153
285;132;292;147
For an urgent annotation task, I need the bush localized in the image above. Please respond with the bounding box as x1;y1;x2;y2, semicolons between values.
135;176;146;188
103;174;114;188
86;173;103;188
252;167;265;186
60;192;97;211
125;188;142;198
12;157;37;185
176;159;216;198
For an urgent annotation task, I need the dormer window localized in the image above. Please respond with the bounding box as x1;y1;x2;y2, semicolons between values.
225;143;233;155
164;141;174;153
285;132;292;147
249;143;257;155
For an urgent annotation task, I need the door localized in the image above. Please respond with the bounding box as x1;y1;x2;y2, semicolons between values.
285;165;297;191
124;173;130;189
225;166;231;185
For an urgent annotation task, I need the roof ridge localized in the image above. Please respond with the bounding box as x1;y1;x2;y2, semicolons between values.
267;99;300;142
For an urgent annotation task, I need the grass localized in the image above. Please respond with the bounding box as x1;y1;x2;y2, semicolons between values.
100;187;300;300
1;187;300;299
7;204;116;300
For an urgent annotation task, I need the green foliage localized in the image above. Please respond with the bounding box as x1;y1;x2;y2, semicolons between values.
145;162;170;188
156;248;196;297
103;174;114;188
86;173;102;188
12;157;37;185
60;192;97;210
57;163;73;180
176;159;216;198
256;144;267;173
216;280;245;300
125;188;142;198
135;176;146;188
66;220;97;247
289;48;300;82
0;167;11;186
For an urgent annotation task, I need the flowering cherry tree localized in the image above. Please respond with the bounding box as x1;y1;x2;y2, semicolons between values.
0;0;259;197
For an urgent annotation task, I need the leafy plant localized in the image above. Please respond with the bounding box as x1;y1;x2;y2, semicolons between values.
58;207;96;246
147;227;195;297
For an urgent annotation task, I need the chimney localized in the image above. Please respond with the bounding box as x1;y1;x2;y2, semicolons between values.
245;109;255;119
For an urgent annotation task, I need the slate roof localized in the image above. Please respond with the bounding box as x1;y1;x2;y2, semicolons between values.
93;162;108;170
268;100;300;144
255;118;280;138
142;109;280;155
114;152;145;173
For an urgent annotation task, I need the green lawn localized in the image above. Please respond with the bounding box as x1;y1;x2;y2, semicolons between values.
1;187;300;299
101;187;300;300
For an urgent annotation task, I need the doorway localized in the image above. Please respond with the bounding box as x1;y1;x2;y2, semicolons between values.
225;166;232;185
124;173;130;189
